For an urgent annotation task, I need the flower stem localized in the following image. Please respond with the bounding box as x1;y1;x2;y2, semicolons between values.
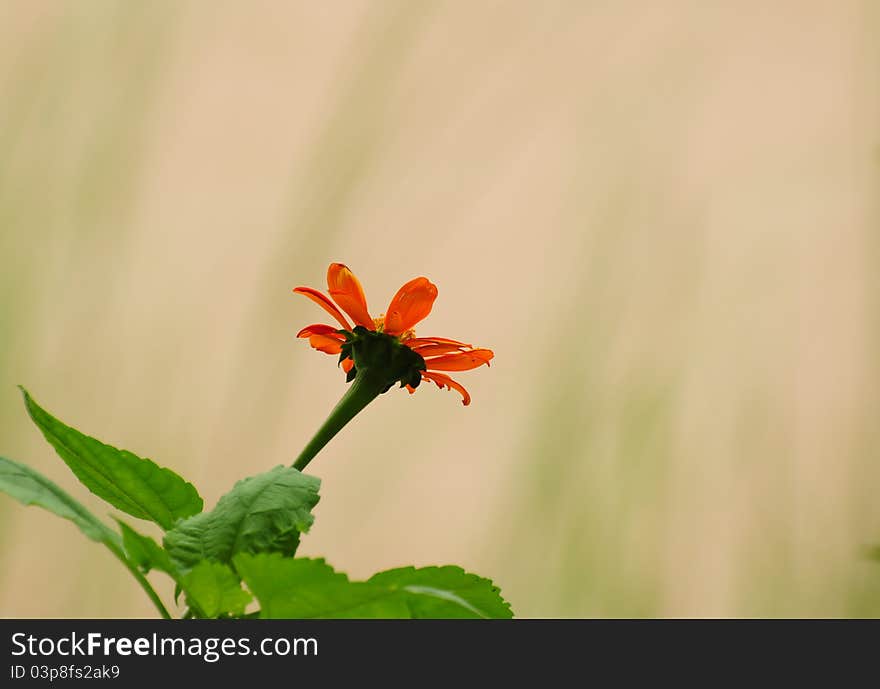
293;368;387;472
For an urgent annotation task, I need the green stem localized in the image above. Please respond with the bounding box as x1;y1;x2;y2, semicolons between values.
105;540;172;619
293;368;387;471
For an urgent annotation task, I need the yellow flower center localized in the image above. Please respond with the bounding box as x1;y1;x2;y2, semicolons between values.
372;315;415;341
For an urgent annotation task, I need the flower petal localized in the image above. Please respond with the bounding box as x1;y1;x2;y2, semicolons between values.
327;263;373;328
384;277;438;335
424;348;494;371
341;357;355;373
293;286;352;330
297;323;343;338
308;334;344;355
422;371;471;406
409;343;468;357
406;336;472;348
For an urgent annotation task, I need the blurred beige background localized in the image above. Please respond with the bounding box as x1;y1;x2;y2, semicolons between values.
1;0;878;617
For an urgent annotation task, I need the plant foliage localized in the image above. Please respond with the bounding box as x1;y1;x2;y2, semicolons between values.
0;391;513;619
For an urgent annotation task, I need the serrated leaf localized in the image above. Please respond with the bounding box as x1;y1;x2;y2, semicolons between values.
368;566;513;619
0;455;119;545
181;561;252;617
21;388;203;530
233;553;514;619
0;456;175;620
234;554;409;618
116;519;177;577
163;465;320;570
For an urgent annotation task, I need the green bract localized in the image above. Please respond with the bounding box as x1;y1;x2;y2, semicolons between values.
339;325;427;391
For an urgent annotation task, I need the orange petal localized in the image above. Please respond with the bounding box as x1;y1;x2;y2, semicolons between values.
341;357;355;373
327;263;373;328
408;343;469;357
405;384;416;395
297;323;343;338
424;348;494;371
293;286;351;330
407;336;472;348
384;277;438;335
422;371;471;406
308;334;344;354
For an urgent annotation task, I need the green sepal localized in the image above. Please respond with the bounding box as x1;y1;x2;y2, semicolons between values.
339;326;426;393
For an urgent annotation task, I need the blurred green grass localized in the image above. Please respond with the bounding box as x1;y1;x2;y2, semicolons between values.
0;0;878;617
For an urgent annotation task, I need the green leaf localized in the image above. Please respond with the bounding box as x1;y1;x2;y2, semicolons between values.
116;519;177;577
0;456;175;619
180;561;252;618
118;520;257;618
233;553;514;619
234;554;409;618
0;455;119;545
368;566;513;619
21;387;203;529
164;465;320;570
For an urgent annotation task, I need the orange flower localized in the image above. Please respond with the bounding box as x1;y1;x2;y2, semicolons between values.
294;263;492;405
